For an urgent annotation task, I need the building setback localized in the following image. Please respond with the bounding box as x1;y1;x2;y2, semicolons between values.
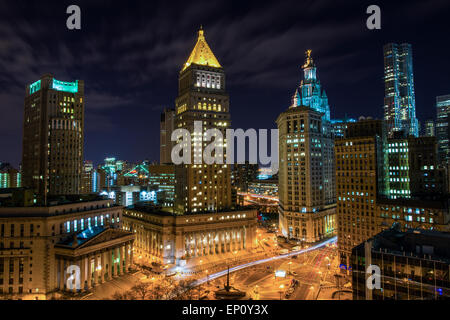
123;204;257;266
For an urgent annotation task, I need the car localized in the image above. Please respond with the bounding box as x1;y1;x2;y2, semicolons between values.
291;271;298;276
292;255;298;259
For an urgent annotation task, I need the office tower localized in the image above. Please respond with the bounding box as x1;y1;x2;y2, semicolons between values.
232;162;259;192
352;226;450;300
291;50;331;122
335;119;386;268
330;116;357;138
277;103;336;243
387;136;445;198
173;27;232;214
383;43;418;137
160;108;176;164
436;95;450;165
22;74;84;201
0;163;21;188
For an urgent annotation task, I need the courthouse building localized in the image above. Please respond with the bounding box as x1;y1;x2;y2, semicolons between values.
0;197;134;299
123;204;257;266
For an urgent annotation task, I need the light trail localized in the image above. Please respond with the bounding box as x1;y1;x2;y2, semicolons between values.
192;236;337;286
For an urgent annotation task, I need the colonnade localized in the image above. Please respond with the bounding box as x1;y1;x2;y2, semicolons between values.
58;242;133;292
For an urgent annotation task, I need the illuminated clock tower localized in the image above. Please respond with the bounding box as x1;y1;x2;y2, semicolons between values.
174;27;232;214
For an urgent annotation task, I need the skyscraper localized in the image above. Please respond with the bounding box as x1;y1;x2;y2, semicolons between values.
383;43;418;137
160;108;176;164
277;55;336;242
335;119;386;268
173;28;232;214
22;74;84;201
436;94;450;165
291;50;331;122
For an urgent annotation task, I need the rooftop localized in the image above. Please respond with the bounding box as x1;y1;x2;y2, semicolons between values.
181;27;222;72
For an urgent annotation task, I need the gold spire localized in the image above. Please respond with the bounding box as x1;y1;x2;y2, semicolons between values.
302;49;315;68
181;27;222;72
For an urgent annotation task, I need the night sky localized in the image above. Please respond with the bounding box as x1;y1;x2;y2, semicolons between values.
1;0;449;168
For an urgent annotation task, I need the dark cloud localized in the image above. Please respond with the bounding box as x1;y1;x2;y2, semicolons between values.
0;0;449;167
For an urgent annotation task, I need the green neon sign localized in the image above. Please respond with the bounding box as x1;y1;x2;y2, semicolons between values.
52;78;78;93
29;80;41;94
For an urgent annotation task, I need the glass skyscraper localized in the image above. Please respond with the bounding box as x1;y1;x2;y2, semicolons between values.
383;43;419;137
436;94;450;165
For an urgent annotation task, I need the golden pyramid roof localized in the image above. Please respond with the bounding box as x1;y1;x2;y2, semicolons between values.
181;27;222;72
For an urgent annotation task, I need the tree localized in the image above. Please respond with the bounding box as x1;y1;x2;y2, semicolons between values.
130;282;151;300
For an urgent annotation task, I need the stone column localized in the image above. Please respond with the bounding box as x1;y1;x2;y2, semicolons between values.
130;243;134;268
121;245;126;274
100;251;105;283
123;242;129;273
81;256;87;291
86;255;92;289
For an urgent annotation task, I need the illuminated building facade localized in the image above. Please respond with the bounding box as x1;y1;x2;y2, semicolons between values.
424;119;435;137
0;163;21;189
0;198;133;299
277;104;336;243
383;43;419;137
22;74;84;201
352;226;450;300
173;28;232;214
335;119;387;268
291;50;331;122
160;108;176;164
123;204;257;266
436;94;450;165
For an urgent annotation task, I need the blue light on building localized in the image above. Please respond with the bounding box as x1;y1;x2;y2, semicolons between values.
291;50;331;122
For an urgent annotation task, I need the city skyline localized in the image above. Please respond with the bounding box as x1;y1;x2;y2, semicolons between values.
1;0;450;167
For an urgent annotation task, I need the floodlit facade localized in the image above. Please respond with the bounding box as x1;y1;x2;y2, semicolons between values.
0;198;133;300
123;204;257;266
291;50;331;122
277;106;336;242
173;28;232;214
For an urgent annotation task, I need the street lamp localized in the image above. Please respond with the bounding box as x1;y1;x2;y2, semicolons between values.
288;261;292;276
